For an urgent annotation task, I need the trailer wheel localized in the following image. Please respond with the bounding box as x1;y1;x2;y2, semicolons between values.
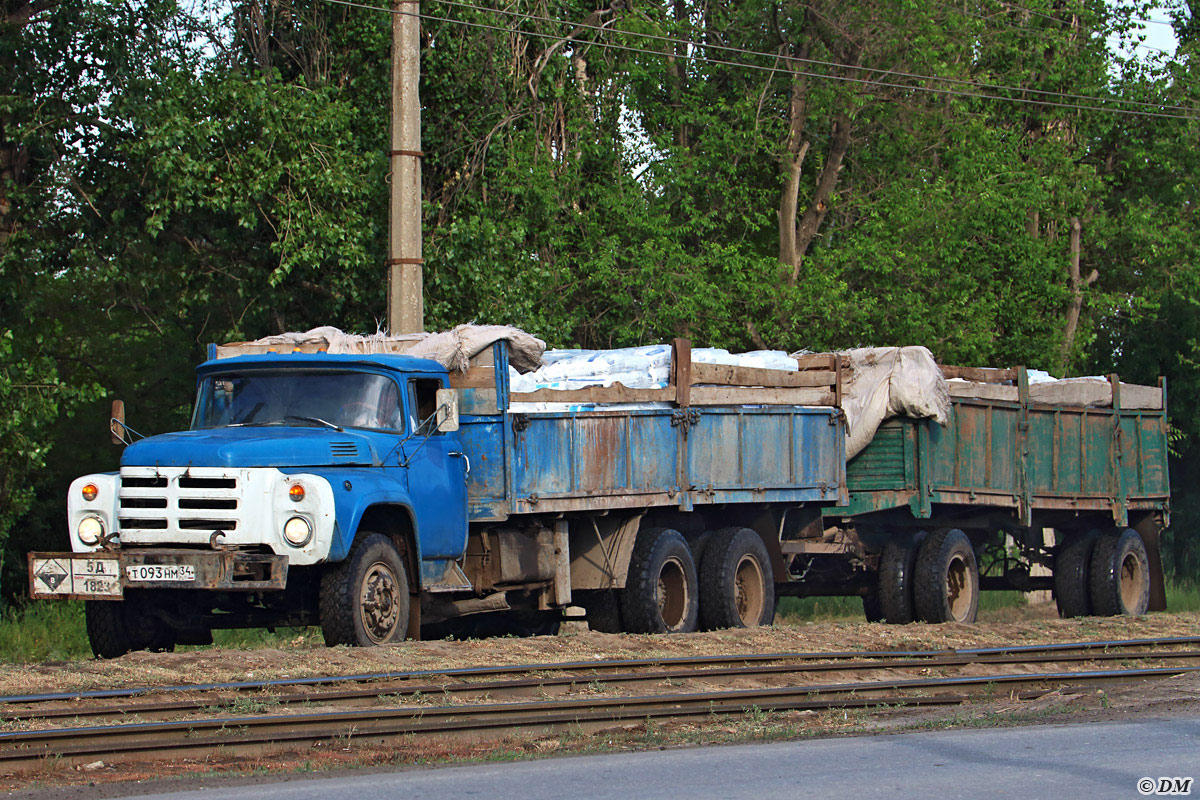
861;589;884;623
913;529;979;624
620;528;699;633
1053;529;1097;618
320;532;411;646
85;595;176;659
699;527;775;630
1089;528;1151;617
877;531;926;624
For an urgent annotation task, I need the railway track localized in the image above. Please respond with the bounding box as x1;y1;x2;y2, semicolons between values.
1;635;1197;771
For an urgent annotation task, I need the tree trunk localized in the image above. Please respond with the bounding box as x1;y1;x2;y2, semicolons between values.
1058;217;1096;374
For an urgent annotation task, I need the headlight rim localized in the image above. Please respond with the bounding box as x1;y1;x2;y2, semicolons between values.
77;516;104;546
283;516;313;547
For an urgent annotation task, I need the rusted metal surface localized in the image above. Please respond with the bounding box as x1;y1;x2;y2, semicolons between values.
842;371;1169;525
29;549;287;600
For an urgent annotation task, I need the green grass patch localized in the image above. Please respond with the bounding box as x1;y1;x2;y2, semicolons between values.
0;600;90;662
1165;581;1200;612
0;601;320;663
775;596;864;621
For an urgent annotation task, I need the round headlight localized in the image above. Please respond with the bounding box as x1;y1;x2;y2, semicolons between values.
288;483;305;502
77;517;104;546
81;483;99;502
283;516;312;547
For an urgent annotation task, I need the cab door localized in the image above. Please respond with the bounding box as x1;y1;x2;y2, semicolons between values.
400;376;468;559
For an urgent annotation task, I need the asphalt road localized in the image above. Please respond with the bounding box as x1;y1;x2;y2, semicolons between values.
129;716;1200;800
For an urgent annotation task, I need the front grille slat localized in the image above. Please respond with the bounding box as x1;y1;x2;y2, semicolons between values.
118;468;244;539
178;499;238;510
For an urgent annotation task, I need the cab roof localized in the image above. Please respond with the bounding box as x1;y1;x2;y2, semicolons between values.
197;351;448;375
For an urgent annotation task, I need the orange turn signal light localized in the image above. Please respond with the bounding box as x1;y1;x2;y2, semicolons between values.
81;483;99;502
288;484;305;502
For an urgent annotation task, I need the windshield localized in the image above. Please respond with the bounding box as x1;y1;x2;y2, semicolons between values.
192;370;404;431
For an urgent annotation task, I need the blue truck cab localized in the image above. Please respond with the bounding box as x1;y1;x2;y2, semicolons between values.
32;338;852;656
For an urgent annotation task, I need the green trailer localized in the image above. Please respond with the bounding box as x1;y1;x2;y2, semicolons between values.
782;366;1169;625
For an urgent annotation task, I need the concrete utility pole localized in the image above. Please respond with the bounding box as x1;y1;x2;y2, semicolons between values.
387;0;424;334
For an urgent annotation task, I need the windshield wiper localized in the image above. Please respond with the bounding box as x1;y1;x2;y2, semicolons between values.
284;415;344;432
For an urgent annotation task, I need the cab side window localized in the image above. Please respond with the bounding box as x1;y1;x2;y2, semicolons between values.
409;378;441;435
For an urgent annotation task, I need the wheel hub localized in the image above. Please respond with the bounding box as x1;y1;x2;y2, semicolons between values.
656;556;689;631
1119;551;1145;612
733;554;765;626
360;561;401;643
945;554;975;622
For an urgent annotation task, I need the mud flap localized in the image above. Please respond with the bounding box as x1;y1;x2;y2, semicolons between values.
1134;517;1168;612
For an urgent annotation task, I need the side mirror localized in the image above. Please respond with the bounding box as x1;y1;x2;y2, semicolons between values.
435;389;459;432
110;400;126;445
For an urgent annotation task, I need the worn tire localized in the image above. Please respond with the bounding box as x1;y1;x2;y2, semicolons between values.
581;590;624;633
320;532;411;646
862;589;884;623
619;528;699;633
1089;528;1151;617
698;527;775;630
877;531;926;624
1054;529;1097;618
85;595;176;659
913;529;980;624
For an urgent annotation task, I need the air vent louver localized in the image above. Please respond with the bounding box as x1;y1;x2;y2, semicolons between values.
330;442;359;459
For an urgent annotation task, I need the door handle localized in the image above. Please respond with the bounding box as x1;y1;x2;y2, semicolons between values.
449;451;470;477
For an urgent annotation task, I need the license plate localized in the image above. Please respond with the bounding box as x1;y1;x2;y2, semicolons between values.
30;555;121;598
126;564;196;582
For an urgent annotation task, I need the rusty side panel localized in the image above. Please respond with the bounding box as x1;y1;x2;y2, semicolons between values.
842;390;1169;522
508;407;844;515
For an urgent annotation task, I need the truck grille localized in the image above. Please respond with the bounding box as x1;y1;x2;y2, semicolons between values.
118;468;241;535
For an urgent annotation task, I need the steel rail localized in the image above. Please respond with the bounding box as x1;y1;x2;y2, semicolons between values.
0;665;1195;770
4;634;1198;706
7;646;1200;724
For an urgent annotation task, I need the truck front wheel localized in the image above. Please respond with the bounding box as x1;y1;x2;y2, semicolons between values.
85;595;176;659
320;532;411;646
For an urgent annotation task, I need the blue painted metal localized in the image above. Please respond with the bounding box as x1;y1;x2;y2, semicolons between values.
120;343;846;579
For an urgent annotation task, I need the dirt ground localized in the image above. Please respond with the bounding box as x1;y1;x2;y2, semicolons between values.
2;609;1199;798
2;607;1196;698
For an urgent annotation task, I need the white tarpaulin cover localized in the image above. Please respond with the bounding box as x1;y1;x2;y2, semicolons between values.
508;346;799;393
239;325;546;373
832;346;951;459
509;343;950;459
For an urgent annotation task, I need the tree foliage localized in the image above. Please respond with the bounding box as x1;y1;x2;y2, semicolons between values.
4;0;1200;594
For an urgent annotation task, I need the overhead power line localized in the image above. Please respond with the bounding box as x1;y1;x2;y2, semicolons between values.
438;0;1195;115
930;0;1173;55
319;0;1200;121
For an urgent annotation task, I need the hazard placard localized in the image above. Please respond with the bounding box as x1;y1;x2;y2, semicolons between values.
29;554;122;599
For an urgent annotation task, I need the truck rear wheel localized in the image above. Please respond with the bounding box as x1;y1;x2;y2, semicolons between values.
85;596;176;659
580;590;624;633
620;528;699;633
1053;529;1097;618
914;529;979;624
1089;528;1151;616
877;531;926;624
320;532;411;646
699;527;775;630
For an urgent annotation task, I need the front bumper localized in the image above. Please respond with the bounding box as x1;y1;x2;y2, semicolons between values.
29;549;288;601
